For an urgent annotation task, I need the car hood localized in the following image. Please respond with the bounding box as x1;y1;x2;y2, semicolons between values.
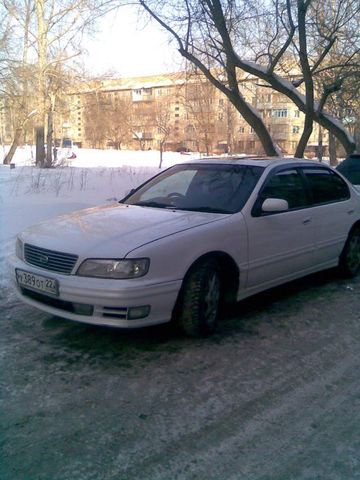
20;203;228;258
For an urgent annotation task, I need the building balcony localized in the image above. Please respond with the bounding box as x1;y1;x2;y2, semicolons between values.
132;88;154;102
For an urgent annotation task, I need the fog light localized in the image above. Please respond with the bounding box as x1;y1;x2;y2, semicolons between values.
128;305;151;320
72;303;94;316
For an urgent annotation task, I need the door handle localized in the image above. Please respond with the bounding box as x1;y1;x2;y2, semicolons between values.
348;209;355;215
302;217;311;224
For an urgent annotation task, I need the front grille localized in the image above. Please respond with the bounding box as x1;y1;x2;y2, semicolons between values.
24;243;78;274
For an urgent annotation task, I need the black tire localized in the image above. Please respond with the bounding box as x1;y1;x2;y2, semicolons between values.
177;259;221;337
339;226;360;278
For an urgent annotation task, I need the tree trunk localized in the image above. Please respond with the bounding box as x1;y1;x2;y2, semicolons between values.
45;110;53;167
294;1;314;159
295;119;313;158
317;128;323;162
159;142;163;168
36;126;45;167
3;128;22;165
329;133;337;166
35;0;47;169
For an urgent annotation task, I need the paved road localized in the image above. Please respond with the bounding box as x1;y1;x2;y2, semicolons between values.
1;269;360;480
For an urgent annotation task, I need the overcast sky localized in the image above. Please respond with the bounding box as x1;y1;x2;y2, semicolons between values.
83;6;182;78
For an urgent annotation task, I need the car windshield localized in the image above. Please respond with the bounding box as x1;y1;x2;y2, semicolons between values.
121;163;264;214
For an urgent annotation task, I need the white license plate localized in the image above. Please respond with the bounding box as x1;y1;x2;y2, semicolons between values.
16;269;58;296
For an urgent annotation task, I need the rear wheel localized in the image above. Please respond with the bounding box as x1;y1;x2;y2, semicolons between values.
339;226;360;278
177;260;221;337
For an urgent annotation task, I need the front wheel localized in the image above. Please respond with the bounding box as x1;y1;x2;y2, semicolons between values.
339;226;360;278
177;260;221;337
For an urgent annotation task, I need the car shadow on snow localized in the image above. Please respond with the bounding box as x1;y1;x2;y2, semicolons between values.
37;266;357;368
219;267;355;338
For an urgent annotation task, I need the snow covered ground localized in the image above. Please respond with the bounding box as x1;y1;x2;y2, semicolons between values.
0;147;198;292
3;148;360;480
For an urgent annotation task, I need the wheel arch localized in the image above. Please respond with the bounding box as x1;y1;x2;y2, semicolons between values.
348;220;360;235
339;220;360;278
176;251;240;308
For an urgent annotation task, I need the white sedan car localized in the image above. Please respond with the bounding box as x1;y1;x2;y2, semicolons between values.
10;157;360;336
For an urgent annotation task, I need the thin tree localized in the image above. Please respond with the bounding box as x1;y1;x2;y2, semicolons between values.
2;0;116;166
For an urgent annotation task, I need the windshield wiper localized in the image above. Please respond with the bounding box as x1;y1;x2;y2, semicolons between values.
130;200;170;209
179;206;232;214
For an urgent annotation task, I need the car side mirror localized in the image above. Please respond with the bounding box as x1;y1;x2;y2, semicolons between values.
261;198;289;213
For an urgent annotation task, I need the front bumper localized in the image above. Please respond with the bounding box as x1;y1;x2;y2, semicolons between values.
9;255;182;328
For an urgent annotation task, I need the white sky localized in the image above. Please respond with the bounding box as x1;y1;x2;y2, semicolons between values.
83;6;182;77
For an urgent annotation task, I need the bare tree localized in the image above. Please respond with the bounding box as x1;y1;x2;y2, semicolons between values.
155;106;172;168
104;96;133;150
2;0;115;166
129;102;155;150
181;75;217;155
1;0;37;164
82;91;108;148
138;0;359;156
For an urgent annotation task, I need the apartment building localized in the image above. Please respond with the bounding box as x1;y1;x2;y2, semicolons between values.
3;71;327;156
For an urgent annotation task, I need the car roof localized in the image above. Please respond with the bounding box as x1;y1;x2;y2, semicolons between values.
180;156;326;168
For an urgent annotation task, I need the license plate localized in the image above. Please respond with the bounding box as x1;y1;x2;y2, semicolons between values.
16;269;58;296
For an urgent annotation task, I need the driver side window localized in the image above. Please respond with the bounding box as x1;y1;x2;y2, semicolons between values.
259;169;308;211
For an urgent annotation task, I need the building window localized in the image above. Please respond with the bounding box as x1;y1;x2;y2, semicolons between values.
175;113;179;117
272;109;288;118
219;99;224;106
292;125;300;134
294;110;300;118
239;126;245;133
218;113;224;121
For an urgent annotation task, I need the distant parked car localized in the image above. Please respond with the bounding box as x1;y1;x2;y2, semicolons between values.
336;153;360;185
176;146;192;153
10;157;360;336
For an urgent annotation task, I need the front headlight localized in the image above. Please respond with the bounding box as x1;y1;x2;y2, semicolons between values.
16;237;24;260
76;258;150;279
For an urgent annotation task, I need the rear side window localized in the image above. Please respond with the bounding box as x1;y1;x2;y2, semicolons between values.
303;168;350;205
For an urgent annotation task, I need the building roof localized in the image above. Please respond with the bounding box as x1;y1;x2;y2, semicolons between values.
74;72;187;94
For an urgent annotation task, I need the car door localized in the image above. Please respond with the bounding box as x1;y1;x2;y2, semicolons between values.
243;167;315;291
301;166;355;266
